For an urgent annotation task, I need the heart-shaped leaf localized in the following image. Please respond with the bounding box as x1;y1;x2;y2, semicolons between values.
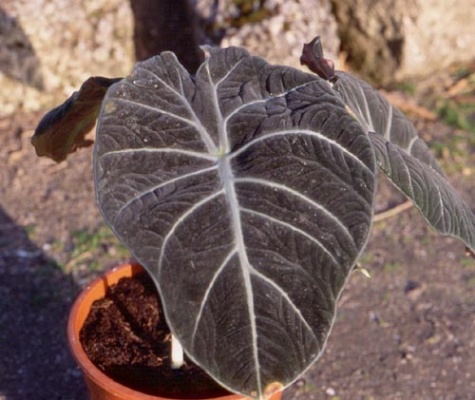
94;48;375;398
333;72;475;253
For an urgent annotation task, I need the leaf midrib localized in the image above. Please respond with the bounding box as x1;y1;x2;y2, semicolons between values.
210;58;263;396
218;154;262;396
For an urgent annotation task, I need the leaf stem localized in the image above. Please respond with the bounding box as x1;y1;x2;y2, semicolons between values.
171;334;184;369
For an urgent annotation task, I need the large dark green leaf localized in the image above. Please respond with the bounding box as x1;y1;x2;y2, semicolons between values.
334;72;475;253
94;48;375;398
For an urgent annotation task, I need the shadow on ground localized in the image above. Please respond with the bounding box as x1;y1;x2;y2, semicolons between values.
0;207;86;400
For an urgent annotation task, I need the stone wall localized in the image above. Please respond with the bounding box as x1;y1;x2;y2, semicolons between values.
333;0;475;85
196;0;340;70
0;0;134;117
1;0;474;117
0;0;339;117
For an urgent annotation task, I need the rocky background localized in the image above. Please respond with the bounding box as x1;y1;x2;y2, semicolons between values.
0;0;133;116
2;0;474;118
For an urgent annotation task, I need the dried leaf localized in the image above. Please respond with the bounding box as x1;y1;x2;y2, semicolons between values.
32;76;121;162
300;36;336;82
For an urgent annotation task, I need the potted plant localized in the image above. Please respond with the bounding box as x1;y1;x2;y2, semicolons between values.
33;36;475;400
68;262;280;400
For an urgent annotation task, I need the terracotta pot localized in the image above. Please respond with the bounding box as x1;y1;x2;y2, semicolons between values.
68;263;283;400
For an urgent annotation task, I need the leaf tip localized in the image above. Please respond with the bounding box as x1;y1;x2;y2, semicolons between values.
354;263;371;279
300;35;335;82
200;45;213;61
465;246;475;260
263;381;284;399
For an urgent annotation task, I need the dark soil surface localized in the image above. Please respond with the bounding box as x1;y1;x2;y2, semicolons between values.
80;273;228;398
1;70;474;400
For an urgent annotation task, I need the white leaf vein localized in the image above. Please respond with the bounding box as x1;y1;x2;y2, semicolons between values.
397;149;415;199
191;248;238;345
114;165;219;223
222;80;324;132
205;61;227;152
214;58;245;89
100;147;218;162
384;103;393;141
117;81;217;152
435;181;446;231
235;177;355;246
113;97;198;128
358;84;374;131
240;207;340;267
249;268;318;344
134;65;215;150
219;155;262;395
406;135;418;154
157;189;224;273
230;129;372;174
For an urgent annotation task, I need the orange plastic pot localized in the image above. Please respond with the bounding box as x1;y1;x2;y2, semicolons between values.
68;263;282;400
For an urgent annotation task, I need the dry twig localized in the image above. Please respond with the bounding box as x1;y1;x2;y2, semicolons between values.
373;200;414;222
